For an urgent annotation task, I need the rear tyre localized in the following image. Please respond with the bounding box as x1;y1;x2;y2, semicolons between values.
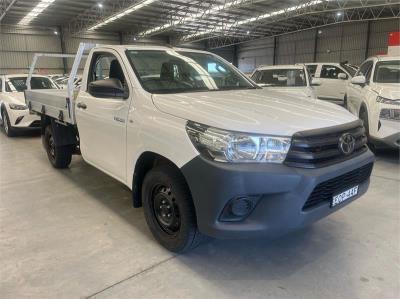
1;109;16;137
44;125;72;168
142;164;205;253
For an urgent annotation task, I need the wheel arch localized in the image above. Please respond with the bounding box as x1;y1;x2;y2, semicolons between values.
359;102;368;117
132;151;186;208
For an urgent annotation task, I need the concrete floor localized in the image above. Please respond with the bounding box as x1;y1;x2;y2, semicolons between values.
0;132;399;299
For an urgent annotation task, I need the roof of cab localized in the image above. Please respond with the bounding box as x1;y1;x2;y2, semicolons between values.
4;74;50;79
98;44;209;54
375;54;400;61
255;64;305;70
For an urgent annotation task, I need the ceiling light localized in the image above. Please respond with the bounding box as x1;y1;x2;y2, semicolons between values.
88;0;158;31
183;0;326;40
19;0;55;25
336;11;342;16
54;31;58;35
98;3;103;8
139;0;253;37
246;31;250;35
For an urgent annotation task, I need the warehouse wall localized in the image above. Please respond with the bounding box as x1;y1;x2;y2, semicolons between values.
0;26;64;74
0;26;166;75
1;18;398;75
0;25;121;75
234;19;399;73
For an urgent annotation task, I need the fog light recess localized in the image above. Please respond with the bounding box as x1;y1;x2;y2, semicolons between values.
219;195;261;222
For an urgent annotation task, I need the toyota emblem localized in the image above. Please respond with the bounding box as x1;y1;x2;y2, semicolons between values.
339;133;356;155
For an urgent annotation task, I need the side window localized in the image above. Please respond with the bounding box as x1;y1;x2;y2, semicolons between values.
320;65;343;79
88;52;126;87
306;65;317;77
251;71;261;81
5;82;12;92
356;61;373;81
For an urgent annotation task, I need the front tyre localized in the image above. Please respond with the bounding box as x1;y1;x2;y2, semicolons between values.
1;109;16;137
44;125;72;168
359;107;376;152
142;165;205;253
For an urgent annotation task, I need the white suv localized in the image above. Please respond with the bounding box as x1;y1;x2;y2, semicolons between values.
0;74;58;136
306;62;358;105
346;55;400;149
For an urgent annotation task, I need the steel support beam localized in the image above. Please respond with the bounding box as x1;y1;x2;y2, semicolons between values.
180;1;400;48
365;20;371;59
0;0;18;22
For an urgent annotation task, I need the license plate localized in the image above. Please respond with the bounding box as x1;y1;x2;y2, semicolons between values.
331;186;359;208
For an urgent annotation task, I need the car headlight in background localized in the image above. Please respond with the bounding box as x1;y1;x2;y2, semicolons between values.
186;121;291;163
379;108;400;121
9;103;28;110
376;96;400;106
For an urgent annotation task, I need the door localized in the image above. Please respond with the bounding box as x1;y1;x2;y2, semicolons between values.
314;64;349;103
75;50;131;182
347;61;373;114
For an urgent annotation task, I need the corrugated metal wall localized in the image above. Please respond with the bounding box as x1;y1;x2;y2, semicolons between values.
237;37;275;73
1;19;398;75
235;19;399;73
0;26;63;74
0;26;121;75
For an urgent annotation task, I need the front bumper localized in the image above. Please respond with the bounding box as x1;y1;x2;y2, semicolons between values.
181;150;375;239
372;119;400;149
7;108;40;129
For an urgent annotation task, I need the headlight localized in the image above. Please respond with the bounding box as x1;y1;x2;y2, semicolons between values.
9;103;28;110
376;96;400;106
186;121;291;163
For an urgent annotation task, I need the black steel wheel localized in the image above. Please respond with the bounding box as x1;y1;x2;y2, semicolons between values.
44;125;73;168
152;185;181;235
142;164;206;253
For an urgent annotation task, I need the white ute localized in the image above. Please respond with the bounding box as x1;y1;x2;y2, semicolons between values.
346;55;400;149
25;43;375;252
0;74;58;136
250;64;316;99
305;62;358;105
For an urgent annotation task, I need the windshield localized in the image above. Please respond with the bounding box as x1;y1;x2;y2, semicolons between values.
126;50;256;94
251;69;307;87
8;77;57;92
374;60;400;83
342;64;357;77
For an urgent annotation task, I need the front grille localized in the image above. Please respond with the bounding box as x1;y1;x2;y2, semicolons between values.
285;121;368;168
303;163;373;210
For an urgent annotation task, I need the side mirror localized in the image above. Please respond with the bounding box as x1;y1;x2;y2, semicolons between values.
351;75;366;85
88;78;128;99
338;73;348;80
311;78;321;86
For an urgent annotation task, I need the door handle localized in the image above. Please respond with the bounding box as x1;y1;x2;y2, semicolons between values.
77;102;87;109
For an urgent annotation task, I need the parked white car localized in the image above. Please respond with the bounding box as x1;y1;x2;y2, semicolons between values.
346;55;400;149
0;74;58;136
250;64;316;98
25;44;374;252
305;62;358;105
